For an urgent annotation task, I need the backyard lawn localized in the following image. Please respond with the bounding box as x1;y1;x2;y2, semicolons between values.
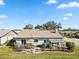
0;46;79;59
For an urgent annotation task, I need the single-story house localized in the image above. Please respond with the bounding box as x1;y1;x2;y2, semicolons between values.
0;29;18;45
13;29;64;48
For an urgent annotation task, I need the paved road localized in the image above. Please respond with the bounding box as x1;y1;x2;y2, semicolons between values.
64;38;79;46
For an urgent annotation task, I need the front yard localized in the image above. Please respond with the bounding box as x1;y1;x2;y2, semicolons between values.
0;46;79;59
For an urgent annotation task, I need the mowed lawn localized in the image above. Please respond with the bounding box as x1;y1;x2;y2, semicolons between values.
0;46;79;59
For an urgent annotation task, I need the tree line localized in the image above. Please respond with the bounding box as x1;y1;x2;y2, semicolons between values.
23;21;62;30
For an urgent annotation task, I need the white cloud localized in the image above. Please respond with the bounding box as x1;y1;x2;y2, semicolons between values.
0;15;7;18
63;13;72;21
0;15;8;24
63;17;69;20
0;0;5;5
24;20;29;23
38;11;43;15
57;1;79;8
46;0;57;4
64;13;72;17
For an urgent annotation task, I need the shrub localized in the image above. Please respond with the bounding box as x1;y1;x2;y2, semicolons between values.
14;42;24;51
7;40;16;47
66;42;75;50
37;42;52;49
37;44;47;49
41;43;47;48
46;43;52;49
37;45;42;47
26;43;34;49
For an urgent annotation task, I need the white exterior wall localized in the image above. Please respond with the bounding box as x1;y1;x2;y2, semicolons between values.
0;35;17;45
15;39;22;45
0;37;8;44
49;39;64;43
49;39;64;47
33;39;45;46
8;35;17;40
15;39;46;46
26;39;34;44
15;38;64;47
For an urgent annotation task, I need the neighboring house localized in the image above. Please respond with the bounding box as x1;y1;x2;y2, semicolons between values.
75;33;79;38
0;29;17;45
59;29;79;36
13;29;64;48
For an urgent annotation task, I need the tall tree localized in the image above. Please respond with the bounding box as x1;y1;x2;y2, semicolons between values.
56;23;62;29
23;24;33;29
44;21;57;30
24;21;62;30
35;25;42;29
42;21;62;30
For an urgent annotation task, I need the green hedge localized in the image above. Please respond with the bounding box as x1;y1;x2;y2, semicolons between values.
66;42;75;50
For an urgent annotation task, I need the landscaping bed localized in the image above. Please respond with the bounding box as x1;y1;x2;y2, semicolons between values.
0;46;79;59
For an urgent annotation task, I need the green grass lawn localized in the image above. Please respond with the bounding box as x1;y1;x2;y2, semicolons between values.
0;46;79;59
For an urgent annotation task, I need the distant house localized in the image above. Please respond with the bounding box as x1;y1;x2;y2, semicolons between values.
75;33;79;38
13;29;64;48
0;29;18;45
59;29;79;36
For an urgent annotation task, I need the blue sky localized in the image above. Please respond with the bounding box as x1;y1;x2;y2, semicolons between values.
0;0;79;29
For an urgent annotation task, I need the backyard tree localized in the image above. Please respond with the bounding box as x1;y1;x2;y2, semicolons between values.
35;21;62;30
35;25;43;29
66;42;75;51
23;24;33;29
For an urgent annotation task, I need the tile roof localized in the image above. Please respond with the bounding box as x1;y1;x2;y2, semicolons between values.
16;29;63;39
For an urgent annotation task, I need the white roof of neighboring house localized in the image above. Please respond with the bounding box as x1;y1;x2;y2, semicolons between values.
0;29;18;38
0;29;11;37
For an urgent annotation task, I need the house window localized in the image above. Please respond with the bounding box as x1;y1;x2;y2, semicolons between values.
44;40;46;43
57;42;59;45
34;39;38;42
21;40;26;45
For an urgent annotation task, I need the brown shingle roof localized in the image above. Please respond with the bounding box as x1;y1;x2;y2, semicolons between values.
16;29;63;39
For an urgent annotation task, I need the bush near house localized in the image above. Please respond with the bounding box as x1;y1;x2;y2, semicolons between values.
46;43;52;49
37;43;46;48
66;42;75;51
26;43;34;49
7;40;16;47
14;42;24;51
37;43;53;51
13;43;34;51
